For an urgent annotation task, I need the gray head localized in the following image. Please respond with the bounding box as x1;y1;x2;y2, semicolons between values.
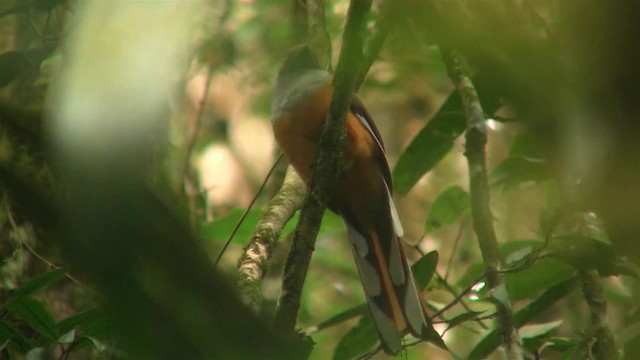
272;45;330;120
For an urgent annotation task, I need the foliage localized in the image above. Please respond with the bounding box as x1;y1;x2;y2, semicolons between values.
1;0;639;359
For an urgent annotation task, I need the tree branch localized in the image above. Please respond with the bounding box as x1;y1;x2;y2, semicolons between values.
307;0;332;68
236;166;306;312
355;0;393;90
272;0;373;335
441;49;523;360
579;270;617;359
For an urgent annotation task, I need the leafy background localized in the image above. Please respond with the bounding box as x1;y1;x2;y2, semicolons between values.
0;0;638;359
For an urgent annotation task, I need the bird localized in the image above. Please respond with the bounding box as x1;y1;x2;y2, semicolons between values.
271;45;444;354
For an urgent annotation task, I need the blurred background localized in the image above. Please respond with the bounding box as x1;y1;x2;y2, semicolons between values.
0;0;639;359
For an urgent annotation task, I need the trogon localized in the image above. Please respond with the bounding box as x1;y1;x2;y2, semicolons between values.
271;45;443;354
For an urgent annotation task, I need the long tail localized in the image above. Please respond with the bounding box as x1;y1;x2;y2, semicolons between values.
344;195;443;354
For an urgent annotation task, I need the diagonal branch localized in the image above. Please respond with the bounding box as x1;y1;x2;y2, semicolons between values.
236;166;306;312
272;0;374;335
441;49;523;360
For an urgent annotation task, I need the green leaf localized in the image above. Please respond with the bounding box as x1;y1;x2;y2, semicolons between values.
7;298;58;340
393;75;503;195
315;305;367;332
0;319;32;351
424;186;470;233
547;235;616;273
25;347;53;360
521;320;564;351
58;329;76;344
489;156;553;188
412;251;439;290
468;277;577;359
332;315;378;360
393;112;465;195
501;240;575;301
57;307;112;338
13;269;66;299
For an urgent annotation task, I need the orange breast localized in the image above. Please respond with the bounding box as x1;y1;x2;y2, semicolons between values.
272;82;375;181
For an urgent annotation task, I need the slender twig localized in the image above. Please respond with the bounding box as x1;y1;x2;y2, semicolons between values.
411;244;488;329
355;0;393;90
181;0;232;226
441;49;523;359
579;270;617;359
182;66;214;227
214;153;283;267
307;0;332;68
236;166;306;312
5;203;99;296
273;0;374;334
444;217;467;281
431;273;487;320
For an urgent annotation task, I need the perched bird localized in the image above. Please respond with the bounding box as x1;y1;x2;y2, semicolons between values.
271;45;443;354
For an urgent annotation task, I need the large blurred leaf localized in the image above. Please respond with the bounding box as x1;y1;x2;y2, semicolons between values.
424;186;469;233
412;250;439;290
12;269;66;299
393;75;503;194
7;299;58;340
57;307;113;340
468;277;577;359
489;156;553;188
332;315;378;360
0;51;30;87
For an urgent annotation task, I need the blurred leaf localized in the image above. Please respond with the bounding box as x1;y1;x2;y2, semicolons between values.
315;305;367;332
521;320;563;351
468;277;577;359
24;347;53;360
0;319;32;351
611;257;640;279
393;112;465;195
423;186;469;233
547;235;616;273
508;132;549;159
7;299;58;340
443;311;486;334
0;51;30;87
332;315;378;360
618;322;640;347
542;336;578;352
13;269;65;299
412;250;438;290
57;307;112;339
490;156;553;188
86;336;107;352
57;329;76;344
